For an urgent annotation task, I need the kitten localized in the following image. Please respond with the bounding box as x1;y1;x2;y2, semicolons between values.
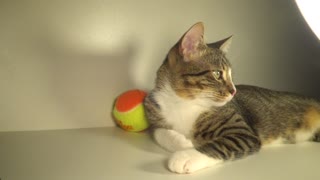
143;22;320;174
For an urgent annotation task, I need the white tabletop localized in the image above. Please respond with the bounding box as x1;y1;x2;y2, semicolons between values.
1;127;319;180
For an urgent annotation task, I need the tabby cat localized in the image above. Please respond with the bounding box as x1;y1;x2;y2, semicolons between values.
143;22;320;174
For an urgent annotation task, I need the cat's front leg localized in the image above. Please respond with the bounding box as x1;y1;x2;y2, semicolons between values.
153;128;194;152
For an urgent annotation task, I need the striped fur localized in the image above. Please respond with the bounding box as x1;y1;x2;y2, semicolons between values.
192;105;261;161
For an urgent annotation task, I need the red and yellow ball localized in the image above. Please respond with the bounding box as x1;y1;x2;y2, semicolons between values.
113;89;149;132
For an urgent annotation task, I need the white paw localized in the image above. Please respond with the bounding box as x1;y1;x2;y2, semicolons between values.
168;149;221;174
154;129;193;152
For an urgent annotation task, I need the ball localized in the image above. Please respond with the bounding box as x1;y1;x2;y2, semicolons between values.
113;89;149;132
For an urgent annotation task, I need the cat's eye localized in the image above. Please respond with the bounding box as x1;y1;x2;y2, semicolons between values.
212;70;222;80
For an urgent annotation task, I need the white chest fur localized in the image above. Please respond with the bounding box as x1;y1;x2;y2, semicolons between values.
154;84;211;137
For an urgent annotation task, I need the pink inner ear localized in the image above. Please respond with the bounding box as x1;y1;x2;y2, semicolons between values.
181;36;196;56
179;22;204;60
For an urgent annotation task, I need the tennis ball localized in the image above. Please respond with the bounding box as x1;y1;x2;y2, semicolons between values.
113;89;149;132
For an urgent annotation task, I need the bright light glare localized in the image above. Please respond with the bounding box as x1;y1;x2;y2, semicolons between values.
296;0;320;40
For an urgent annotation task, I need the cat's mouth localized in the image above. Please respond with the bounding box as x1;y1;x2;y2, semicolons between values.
211;95;234;106
224;94;234;102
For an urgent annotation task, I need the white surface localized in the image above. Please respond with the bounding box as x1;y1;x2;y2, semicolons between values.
1;127;320;180
1;0;320;132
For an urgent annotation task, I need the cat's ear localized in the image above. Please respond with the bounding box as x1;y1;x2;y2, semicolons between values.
179;22;205;62
208;36;233;53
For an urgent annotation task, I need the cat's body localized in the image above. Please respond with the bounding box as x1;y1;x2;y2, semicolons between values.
144;22;320;174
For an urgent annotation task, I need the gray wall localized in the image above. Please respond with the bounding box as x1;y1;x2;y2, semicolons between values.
1;0;319;131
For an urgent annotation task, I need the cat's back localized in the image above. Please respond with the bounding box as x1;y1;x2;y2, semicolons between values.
233;84;320;119
232;85;320;144
234;84;318;105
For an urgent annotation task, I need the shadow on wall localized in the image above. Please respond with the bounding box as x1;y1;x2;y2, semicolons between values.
222;0;320;99
0;0;145;131
1;28;137;131
38;33;137;129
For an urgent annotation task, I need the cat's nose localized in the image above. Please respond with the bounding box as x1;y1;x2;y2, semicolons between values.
229;88;237;96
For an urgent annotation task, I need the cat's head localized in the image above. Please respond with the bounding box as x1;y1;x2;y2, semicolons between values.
159;22;236;106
